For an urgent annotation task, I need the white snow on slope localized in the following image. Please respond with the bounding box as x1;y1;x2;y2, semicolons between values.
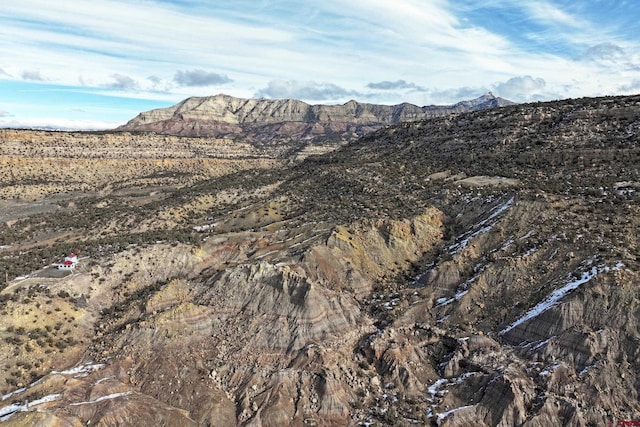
0;363;111;420
539;363;561;376
1;388;26;402
69;391;133;406
436;405;475;424
435;267;485;308
449;197;514;254
500;262;624;335
0;393;61;421
427;379;448;403
52;363;105;377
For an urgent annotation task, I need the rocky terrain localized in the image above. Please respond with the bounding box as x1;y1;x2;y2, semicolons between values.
116;92;513;146
0;94;638;426
0;128;284;201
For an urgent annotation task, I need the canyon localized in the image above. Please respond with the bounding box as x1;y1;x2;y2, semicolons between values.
0;93;638;426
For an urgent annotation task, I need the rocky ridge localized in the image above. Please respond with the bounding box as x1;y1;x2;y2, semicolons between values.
0;93;638;426
116;92;514;144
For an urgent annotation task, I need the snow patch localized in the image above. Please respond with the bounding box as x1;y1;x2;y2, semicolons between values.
500;262;624;335
520;230;536;240
436;405;475;424
1;388;26;402
427;379;448;403
427;373;480;420
289;229;331;248
579;361;599;377
539;363;561;376
411;262;434;286
435;271;481;308
255;250;279;260
448;197;514;254
69;391;133;406
0;393;61;421
499;239;514;251
437;315;450;324
52;363;105;377
455;289;469;300
532;338;551;350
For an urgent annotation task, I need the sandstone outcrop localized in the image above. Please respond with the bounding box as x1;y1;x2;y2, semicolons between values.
117;92;514;142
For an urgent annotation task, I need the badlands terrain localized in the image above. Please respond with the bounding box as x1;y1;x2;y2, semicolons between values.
0;94;638;426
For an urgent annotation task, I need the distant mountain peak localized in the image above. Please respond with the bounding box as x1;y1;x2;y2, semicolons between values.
454;92;515;109
116;93;515;141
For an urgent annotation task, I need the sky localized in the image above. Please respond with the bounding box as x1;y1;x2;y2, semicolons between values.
1;0;639;130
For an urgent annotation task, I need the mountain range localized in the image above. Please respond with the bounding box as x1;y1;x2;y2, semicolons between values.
116;92;514;145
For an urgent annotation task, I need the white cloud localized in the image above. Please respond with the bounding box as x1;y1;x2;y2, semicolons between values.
0;0;291;90
523;1;582;27
0;0;516;95
104;74;139;90
256;80;360;101
426;86;490;105
619;79;640;92
366;80;426;91
582;43;626;62
22;70;44;81
317;0;512;57
492;76;546;101
174;70;233;87
0;0;638;126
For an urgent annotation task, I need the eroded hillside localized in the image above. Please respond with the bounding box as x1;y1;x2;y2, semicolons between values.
0;94;638;426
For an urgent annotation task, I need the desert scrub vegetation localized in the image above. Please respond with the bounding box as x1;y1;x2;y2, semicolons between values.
2;94;638;284
0;226;202;285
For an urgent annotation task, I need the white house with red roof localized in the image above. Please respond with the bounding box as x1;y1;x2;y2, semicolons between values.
57;253;79;270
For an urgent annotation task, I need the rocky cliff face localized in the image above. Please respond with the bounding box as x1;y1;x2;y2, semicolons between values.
116;92;514;143
0;94;638;426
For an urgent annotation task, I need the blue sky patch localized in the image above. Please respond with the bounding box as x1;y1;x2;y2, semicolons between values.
0;0;638;129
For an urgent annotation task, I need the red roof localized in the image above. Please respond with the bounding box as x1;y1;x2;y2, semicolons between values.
62;260;74;265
